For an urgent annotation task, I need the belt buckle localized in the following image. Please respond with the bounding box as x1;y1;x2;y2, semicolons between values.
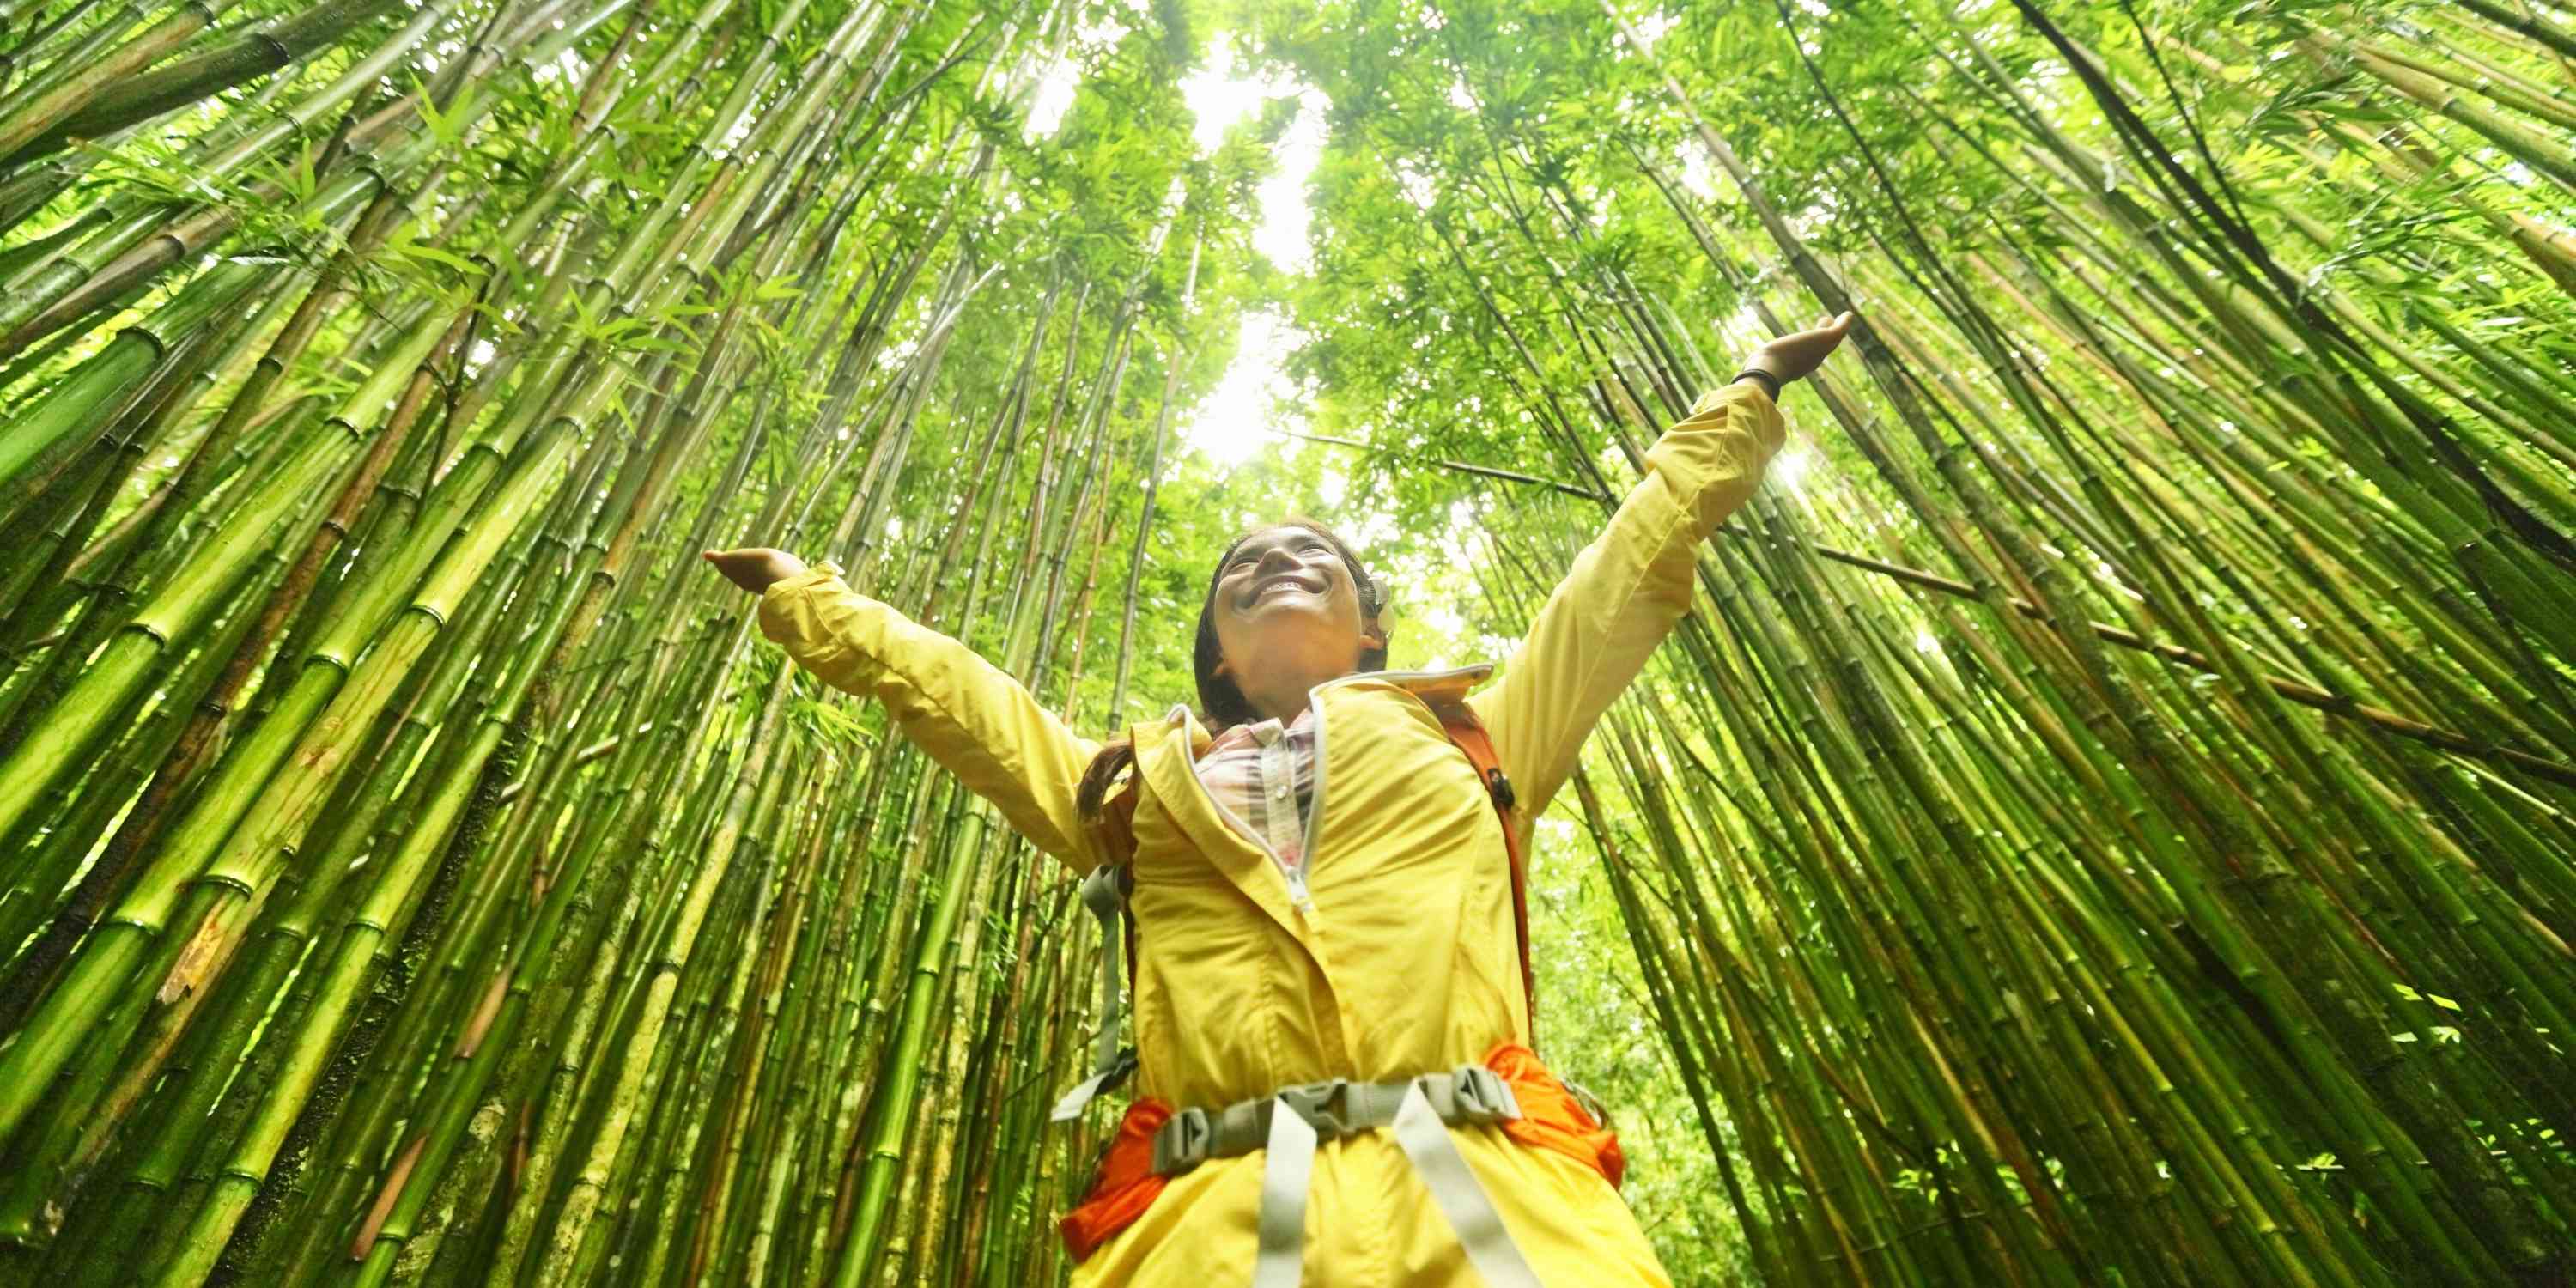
1449;1065;1522;1123
1151;1106;1212;1176
1275;1078;1352;1137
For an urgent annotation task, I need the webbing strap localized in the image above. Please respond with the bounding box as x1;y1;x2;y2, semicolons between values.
1149;1067;1522;1175
1081;864;1128;1075
1049;1068;1120;1124
1392;1081;1546;1288
1052;864;1133;1122
1251;1094;1318;1288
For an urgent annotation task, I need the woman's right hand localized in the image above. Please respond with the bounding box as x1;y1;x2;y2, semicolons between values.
702;547;808;595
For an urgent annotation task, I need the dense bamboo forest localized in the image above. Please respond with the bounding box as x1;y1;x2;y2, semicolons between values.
0;0;2573;1279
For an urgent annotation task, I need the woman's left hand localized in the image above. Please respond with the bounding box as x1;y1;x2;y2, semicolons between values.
703;547;808;595
1741;311;1855;386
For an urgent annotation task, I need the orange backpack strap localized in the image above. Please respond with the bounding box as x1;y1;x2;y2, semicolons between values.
1434;705;1538;1053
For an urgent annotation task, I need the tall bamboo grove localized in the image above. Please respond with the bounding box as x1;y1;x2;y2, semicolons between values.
0;0;2572;1284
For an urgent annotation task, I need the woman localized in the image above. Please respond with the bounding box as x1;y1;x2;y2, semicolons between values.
706;313;1852;1285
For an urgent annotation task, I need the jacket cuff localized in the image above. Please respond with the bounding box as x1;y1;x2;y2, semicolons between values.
757;560;849;646
1690;374;1778;419
1634;381;1784;534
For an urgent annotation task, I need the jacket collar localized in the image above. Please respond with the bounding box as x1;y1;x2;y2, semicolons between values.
1156;662;1497;740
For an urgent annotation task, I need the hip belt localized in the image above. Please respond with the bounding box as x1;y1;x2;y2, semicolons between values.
1173;1064;1534;1288
1060;1042;1625;1284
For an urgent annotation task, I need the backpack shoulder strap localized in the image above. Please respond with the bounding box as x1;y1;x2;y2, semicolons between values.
1103;777;1141;995
1432;704;1539;1053
1053;777;1143;1124
1098;775;1142;865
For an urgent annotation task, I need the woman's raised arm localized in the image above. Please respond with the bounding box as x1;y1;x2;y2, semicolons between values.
708;549;1104;872
1467;314;1850;817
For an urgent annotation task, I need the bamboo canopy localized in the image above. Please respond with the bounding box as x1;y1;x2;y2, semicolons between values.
0;0;2570;1283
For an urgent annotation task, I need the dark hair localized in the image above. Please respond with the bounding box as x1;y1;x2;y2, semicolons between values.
1076;516;1388;822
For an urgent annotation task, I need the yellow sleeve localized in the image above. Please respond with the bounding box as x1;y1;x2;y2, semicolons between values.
758;562;1103;871
1467;380;1785;817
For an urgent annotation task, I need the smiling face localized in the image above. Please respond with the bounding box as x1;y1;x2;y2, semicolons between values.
1194;521;1386;725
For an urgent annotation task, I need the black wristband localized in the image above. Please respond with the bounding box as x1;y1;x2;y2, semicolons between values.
1732;368;1782;400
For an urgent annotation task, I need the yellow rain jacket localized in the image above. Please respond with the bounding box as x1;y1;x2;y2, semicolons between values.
759;381;1785;1284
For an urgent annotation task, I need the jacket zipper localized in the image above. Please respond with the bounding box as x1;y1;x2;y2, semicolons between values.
1294;692;1327;914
